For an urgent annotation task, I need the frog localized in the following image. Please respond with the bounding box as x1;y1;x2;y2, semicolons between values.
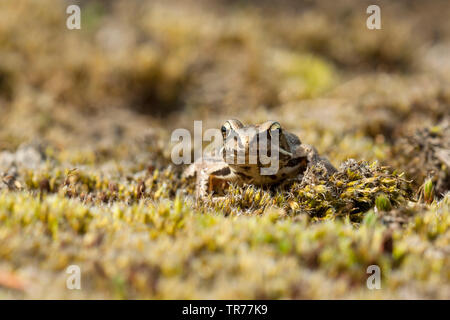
183;119;336;200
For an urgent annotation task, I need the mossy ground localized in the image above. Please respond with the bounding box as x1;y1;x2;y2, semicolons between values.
0;0;449;299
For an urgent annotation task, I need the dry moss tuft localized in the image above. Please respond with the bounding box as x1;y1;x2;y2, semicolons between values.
392;117;450;197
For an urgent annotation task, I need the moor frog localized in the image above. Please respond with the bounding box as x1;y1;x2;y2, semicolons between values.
184;119;336;199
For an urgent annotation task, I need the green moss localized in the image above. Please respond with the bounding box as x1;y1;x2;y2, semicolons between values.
269;50;337;100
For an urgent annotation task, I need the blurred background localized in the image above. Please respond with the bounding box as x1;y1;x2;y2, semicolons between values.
0;0;449;189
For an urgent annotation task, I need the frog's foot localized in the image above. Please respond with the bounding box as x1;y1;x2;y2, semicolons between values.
195;168;232;200
194;173;233;208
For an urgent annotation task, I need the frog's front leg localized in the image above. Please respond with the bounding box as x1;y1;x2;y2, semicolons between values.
195;167;211;200
197;165;238;200
185;156;237;201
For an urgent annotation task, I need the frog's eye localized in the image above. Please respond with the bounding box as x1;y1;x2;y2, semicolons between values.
221;122;232;139
268;122;282;137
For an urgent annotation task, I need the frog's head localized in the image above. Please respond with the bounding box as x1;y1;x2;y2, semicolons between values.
220;119;297;178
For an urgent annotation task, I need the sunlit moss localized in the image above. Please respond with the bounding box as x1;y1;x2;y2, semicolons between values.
269;49;337;102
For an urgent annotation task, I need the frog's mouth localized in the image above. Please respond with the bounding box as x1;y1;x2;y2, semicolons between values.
220;144;292;166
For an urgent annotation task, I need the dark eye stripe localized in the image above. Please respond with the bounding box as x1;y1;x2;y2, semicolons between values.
211;167;231;176
286;157;307;168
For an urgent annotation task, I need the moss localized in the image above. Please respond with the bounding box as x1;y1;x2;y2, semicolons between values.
269;50;337;101
0;191;447;298
392;118;449;197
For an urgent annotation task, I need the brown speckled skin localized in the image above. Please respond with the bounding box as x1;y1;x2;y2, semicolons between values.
184;120;336;199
